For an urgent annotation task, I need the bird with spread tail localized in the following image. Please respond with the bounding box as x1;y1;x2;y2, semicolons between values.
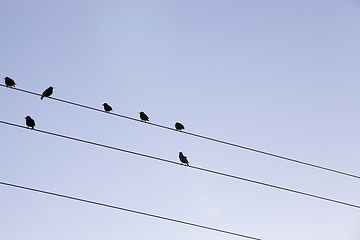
4;77;16;87
179;152;189;166
103;103;112;113
41;86;53;100
25;116;35;129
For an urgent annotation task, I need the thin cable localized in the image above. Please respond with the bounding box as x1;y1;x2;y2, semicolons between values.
1;83;359;180
0;181;260;240
1;120;359;210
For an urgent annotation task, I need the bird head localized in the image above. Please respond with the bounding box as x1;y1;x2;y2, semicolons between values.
25;116;31;120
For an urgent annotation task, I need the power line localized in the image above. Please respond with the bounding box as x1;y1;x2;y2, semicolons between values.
1;83;359;180
1;120;359;210
0;181;260;240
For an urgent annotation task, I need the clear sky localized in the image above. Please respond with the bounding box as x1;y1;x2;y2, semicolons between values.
1;1;360;239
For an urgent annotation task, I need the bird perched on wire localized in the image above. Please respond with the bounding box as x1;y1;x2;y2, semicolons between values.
175;122;185;131
41;86;53;100
4;77;16;87
139;111;149;122
179;152;189;166
103;103;113;113
25;116;35;129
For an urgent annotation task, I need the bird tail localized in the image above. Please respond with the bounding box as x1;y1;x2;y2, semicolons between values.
41;95;44;100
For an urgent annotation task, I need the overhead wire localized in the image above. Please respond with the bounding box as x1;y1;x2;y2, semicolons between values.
1;120;359;210
1;83;359;180
0;181;260;240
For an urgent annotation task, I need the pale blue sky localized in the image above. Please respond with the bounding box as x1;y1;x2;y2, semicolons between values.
1;1;360;239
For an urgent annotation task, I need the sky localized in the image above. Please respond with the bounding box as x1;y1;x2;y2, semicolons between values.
1;0;360;239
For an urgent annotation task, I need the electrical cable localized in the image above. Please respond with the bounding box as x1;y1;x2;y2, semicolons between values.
1;120;359;210
1;84;359;180
0;181;260;240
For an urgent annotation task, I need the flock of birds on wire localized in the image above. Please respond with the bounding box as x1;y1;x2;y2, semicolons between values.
4;76;189;166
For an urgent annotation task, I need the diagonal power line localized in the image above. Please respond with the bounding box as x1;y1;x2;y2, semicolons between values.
1;84;360;180
1;120;360;210
0;181;261;240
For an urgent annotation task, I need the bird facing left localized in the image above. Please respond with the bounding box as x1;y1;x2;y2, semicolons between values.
179;152;189;166
139;111;149;122
25;116;35;129
103;103;113;113
175;122;185;131
4;77;16;87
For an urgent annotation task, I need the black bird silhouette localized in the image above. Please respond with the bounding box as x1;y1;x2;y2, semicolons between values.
25;116;35;129
41;86;53;100
4;77;16;87
179;152;189;166
103;103;113;113
139;111;149;122
175;122;185;131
